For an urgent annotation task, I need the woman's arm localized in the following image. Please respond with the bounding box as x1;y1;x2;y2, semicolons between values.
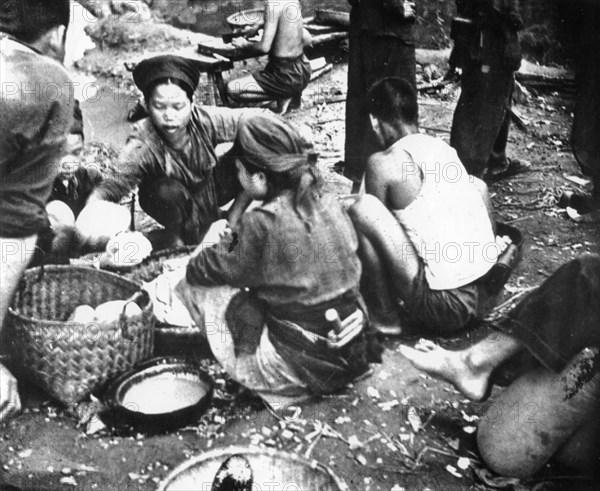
87;136;149;203
186;211;267;288
226;190;253;229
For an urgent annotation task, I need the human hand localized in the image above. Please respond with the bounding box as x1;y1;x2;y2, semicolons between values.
0;362;21;422
232;36;252;49
192;219;230;257
327;309;364;349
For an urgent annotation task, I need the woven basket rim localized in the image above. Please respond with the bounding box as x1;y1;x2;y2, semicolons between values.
8;265;148;324
158;445;350;491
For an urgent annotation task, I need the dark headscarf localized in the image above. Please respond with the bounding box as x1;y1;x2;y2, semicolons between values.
133;55;201;99
232;113;316;172
233;113;320;229
0;0;70;38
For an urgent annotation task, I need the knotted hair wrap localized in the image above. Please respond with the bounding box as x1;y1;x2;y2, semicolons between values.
232;113;317;172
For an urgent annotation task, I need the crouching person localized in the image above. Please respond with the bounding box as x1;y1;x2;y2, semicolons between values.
175;113;382;409
347;77;501;336
401;254;600;479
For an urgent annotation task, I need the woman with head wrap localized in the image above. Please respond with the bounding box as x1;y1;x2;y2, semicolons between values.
175;113;382;408
83;55;267;247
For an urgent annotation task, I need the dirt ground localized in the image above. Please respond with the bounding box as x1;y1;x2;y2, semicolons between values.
1;10;600;491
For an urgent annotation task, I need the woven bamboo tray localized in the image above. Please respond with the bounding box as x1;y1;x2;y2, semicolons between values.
8;266;155;406
121;246;204;355
121;246;195;284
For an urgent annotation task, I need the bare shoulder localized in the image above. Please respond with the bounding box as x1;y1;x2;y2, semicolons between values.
366;144;422;207
367;145;414;179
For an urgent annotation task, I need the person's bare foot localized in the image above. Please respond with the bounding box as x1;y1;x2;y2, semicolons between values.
399;339;492;401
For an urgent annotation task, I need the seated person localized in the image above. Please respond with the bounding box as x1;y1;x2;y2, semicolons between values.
347;77;500;335
400;254;600;479
173;113;382;409
226;0;312;113
37;100;103;261
84;55;267;247
49;100;101;219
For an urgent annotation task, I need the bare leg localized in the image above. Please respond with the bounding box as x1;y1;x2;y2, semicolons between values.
356;233;402;335
226;75;270;102
478;347;600;478
0;235;37;421
399;334;522;401
348;195;420;300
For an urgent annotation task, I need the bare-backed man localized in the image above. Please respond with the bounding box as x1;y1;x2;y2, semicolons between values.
226;0;311;113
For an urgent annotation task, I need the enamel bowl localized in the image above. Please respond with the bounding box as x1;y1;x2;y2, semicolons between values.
103;357;213;433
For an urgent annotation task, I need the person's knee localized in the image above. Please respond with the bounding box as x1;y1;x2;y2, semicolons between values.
139;178;186;206
138;177;191;227
348;194;385;225
227;76;262;98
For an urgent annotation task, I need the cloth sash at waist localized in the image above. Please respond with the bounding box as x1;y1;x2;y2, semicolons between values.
266;291;372;394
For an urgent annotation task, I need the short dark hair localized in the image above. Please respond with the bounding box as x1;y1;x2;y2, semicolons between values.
366;77;419;126
0;0;70;43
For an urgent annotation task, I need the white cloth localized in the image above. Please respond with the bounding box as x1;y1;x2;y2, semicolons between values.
392;134;499;290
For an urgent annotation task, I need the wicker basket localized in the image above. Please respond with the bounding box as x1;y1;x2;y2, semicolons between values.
122;245;195;284
7;266;155;406
158;446;349;491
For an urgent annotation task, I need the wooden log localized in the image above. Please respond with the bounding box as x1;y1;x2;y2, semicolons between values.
515;72;575;92
314;9;350;29
198;31;349;63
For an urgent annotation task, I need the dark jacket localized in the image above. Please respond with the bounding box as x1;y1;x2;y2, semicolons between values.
0;34;73;237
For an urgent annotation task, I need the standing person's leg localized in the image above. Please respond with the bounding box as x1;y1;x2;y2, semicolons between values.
486;86;531;180
344;34;416;190
451;62;514;178
360;37;416;172
572;0;600;206
344;30;368;189
0;235;37;421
